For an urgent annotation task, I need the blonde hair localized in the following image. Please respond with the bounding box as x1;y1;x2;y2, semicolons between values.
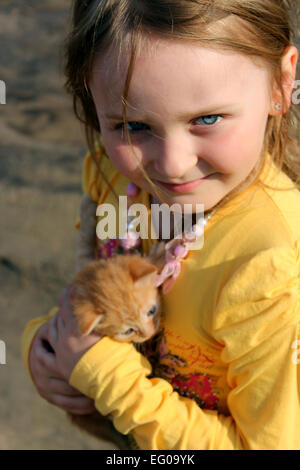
63;0;300;210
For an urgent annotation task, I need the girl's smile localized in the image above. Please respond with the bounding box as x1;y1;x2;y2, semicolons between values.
155;173;218;194
89;36;273;212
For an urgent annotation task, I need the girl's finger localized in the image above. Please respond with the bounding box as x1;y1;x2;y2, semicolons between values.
47;313;59;349
51;393;96;411
35;337;58;373
57;308;80;338
56;309;66;332
59;284;71;306
65;406;97;416
59;292;79;333
48;377;89;397
62;284;73;307
63;284;74;312
35;322;50;340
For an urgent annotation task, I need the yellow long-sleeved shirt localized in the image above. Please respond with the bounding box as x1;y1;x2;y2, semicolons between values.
21;142;300;450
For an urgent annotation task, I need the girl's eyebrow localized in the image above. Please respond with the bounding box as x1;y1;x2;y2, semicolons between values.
103;104;235;121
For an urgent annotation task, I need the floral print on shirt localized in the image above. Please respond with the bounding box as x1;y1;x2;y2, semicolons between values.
138;328;220;411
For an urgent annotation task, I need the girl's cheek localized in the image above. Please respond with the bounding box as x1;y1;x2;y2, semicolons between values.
206;120;261;173
101;131;149;182
202;135;240;173
100;133;135;172
107;147;145;180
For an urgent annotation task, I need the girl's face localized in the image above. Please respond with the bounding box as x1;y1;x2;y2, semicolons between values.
89;38;273;212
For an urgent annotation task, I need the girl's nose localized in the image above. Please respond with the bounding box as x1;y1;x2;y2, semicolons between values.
152;133;198;180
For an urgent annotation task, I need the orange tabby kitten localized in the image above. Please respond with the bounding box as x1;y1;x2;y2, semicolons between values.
71;254;161;340
67;195;166;448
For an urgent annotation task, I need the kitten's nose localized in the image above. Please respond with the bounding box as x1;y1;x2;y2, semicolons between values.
140;326;154;340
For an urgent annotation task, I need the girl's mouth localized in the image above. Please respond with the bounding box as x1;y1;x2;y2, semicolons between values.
156;174;216;193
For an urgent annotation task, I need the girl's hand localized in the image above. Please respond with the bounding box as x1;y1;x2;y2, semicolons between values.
47;284;101;382
29;321;97;415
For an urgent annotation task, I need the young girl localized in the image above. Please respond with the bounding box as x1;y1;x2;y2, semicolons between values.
22;0;300;450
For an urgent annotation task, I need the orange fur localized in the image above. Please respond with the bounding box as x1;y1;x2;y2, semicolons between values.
71;254;161;341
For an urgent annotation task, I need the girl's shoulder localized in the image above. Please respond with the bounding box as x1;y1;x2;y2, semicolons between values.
203;156;300;266
257;157;300;243
81;141;129;204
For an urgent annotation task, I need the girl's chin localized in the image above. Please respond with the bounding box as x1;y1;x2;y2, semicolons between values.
153;190;227;213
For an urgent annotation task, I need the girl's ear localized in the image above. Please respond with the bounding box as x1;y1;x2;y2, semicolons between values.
269;45;299;115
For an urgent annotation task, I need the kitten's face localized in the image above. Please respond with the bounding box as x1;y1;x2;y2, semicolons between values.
72;254;163;343
95;285;161;343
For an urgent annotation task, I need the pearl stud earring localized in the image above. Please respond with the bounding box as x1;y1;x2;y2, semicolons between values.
275;103;282;111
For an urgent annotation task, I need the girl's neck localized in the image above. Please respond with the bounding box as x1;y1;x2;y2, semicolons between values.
149;194;208;242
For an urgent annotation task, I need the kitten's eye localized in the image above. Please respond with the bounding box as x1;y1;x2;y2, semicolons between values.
124;328;135;335
147;305;157;317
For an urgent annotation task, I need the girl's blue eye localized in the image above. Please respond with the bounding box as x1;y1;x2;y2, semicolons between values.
114;115;222;134
117;121;150;133
196;115;222;126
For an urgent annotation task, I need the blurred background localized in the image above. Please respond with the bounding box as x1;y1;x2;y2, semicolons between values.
0;0;299;450
0;0;116;449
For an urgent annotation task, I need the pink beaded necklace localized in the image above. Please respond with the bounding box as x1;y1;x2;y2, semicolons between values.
125;182;216;295
97;182;215;294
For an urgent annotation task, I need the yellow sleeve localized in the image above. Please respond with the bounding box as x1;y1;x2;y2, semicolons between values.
69;246;300;450
22;149;105;381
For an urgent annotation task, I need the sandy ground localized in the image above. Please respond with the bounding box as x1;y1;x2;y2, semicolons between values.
0;0;299;450
0;0;117;450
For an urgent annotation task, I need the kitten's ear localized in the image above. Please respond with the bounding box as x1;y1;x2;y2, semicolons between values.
130;259;158;288
134;270;158;288
75;306;104;336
